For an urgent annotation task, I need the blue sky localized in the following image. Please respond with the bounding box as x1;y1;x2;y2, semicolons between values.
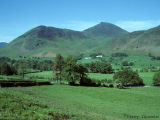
0;0;160;42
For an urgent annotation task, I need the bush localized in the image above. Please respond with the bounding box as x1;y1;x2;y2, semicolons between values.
113;68;144;88
129;62;134;66
69;81;75;86
116;83;124;89
152;72;160;86
80;78;97;86
122;61;129;66
102;84;108;87
109;84;114;88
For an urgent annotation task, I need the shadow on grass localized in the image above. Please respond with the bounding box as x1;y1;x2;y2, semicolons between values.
0;80;53;87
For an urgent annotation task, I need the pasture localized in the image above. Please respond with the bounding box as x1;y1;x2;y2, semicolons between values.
0;55;160;120
1;85;160;120
25;71;155;86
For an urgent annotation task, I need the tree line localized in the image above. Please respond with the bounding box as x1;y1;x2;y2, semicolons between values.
0;57;53;78
1;55;160;88
84;61;114;74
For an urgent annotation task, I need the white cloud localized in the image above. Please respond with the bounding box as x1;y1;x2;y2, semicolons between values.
0;36;15;43
115;20;160;32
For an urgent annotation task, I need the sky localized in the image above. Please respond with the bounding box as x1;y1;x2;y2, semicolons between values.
0;0;160;43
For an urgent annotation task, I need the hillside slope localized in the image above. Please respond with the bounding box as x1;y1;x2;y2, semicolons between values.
0;26;91;57
101;25;160;55
0;22;128;57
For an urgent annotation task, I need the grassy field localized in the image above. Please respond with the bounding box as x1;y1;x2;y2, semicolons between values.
79;56;160;72
25;70;155;86
88;72;154;86
0;56;160;120
25;71;53;81
1;85;160;120
0;75;21;80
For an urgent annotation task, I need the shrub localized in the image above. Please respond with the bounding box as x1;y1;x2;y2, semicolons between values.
116;83;124;89
152;72;160;86
109;84;114;88
113;68;144;88
80;78;97;86
102;84;108;87
122;61;129;66
69;81;75;86
129;62;134;66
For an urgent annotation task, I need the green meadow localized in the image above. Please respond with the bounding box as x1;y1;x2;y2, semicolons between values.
1;85;160;120
0;55;160;120
25;70;155;86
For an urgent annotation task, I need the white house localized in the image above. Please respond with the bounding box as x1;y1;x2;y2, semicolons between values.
96;55;103;58
84;57;91;59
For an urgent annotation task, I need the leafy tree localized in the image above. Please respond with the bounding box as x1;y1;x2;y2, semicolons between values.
18;61;27;79
75;64;88;85
10;64;17;75
152;72;160;86
62;55;78;84
62;56;89;85
53;54;65;83
0;62;12;75
113;68;144;88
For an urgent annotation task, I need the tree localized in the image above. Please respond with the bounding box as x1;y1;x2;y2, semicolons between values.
10;64;17;75
62;55;77;84
113;68;144;88
0;62;13;75
152;72;160;86
62;56;89;85
53;54;64;83
75;64;88;85
85;61;114;74
18;61;27;79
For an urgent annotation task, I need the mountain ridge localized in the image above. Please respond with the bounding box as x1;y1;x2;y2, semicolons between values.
0;22;128;57
101;25;160;55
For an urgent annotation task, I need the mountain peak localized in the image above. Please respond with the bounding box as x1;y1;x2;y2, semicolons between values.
83;22;128;38
99;22;112;25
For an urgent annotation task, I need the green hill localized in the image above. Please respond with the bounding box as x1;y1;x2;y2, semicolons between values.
0;22;128;57
0;26;91;57
101;25;160;55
